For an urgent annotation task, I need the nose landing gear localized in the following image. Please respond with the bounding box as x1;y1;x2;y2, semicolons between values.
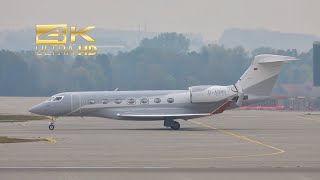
48;117;55;130
164;118;180;130
49;124;54;130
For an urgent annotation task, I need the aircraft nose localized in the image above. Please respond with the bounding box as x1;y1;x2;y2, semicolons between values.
29;104;45;115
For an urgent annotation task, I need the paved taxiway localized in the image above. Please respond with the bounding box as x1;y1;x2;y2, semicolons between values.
0;97;320;179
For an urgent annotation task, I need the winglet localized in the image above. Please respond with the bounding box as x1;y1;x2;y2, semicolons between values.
210;100;233;115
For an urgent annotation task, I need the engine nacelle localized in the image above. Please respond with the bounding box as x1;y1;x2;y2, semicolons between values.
189;85;236;103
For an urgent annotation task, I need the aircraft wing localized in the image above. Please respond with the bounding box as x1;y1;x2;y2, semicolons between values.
117;100;233;120
116;113;210;119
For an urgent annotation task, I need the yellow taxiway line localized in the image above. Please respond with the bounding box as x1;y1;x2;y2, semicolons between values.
190;120;285;156
46;137;57;143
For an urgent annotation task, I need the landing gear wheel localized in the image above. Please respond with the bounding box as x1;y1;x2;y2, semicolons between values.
49;124;55;130
164;118;181;130
171;121;180;130
48;117;56;130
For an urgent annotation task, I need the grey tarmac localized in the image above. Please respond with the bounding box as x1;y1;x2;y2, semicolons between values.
0;97;320;179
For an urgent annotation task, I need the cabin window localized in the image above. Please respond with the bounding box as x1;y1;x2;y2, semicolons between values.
127;97;136;105
167;98;174;103
140;97;149;104
89;99;95;104
154;98;161;103
114;99;122;104
102;99;109;104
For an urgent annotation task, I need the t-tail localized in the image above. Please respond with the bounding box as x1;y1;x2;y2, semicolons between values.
235;54;297;106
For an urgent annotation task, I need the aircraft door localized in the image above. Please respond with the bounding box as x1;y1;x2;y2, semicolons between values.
71;93;81;115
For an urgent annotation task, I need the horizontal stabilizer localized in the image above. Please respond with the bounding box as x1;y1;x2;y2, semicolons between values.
254;54;297;64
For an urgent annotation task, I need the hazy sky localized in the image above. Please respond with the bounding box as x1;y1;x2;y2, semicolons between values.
1;0;319;40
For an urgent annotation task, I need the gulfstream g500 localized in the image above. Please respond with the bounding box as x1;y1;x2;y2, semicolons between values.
29;54;296;130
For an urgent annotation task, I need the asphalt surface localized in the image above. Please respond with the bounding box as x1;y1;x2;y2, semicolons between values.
0;97;320;179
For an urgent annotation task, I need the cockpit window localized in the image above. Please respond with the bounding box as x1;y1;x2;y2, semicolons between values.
52;96;63;102
46;96;64;102
46;97;54;102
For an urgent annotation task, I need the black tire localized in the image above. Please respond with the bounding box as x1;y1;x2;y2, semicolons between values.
49;124;55;130
171;121;180;130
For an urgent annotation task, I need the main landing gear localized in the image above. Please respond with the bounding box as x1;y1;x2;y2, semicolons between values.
48;117;55;130
164;118;180;130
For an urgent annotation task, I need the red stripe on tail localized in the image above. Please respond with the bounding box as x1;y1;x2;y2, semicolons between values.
210;100;233;115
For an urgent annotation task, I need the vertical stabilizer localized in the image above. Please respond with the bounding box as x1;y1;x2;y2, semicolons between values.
235;54;297;96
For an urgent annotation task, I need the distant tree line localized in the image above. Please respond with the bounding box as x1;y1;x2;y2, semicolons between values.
0;33;313;96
